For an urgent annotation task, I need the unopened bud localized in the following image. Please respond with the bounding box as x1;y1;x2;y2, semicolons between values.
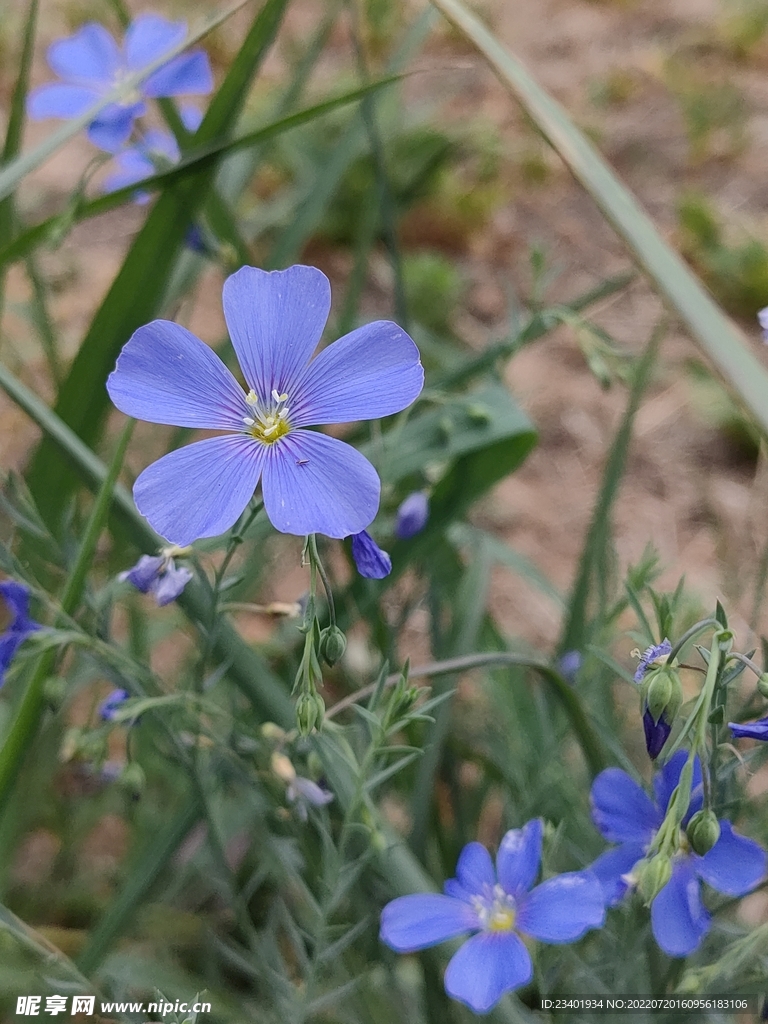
119;762;145;800
296;691;325;736
716;628;734;653
686;809;721;855
319;625;347;667
643;667;683;727
637;854;672;905
271;752;296;783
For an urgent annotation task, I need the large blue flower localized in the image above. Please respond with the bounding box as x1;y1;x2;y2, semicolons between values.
28;16;212;151
590;751;766;957
0;580;41;686
380;819;605;1015
107;265;424;544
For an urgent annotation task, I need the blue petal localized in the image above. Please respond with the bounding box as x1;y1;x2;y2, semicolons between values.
152;564;193;606
107;320;248;430
588;842;645;906
27;83;100;119
351;531;391;579
120;554;164;592
444;931;532;1015
261;431;380;539
141;128;181;163
124;15;187;70
0;633;26;683
444;879;474;902
590;768;661;844
653;751;702;818
651;859;709;957
0;580;33;627
47;24;119;84
496;819;542;896
143;52;213;98
395;492;429;540
290;320;424;427
696;821;766;896
87;103;143;152
222;265;331;401
729;716;768;740
180;103;203;132
517;871;605;942
643;706;671;760
380;894;479;952
454;841;496;895
103;150;156;195
99;688;129;721
133;436;266;546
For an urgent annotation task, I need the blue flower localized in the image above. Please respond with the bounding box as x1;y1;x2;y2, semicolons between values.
107;265;424;544
729;715;768;741
642;706;671;760
380;820;605;1014
99;688;129;722
589;751;766;957
119;550;192;606
558;651;582;684
395;491;429;540
0;580;41;686
759;307;768;343
103;104;202;202
28;16;212;151
287;775;334;821
633;638;672;683
351;530;392;579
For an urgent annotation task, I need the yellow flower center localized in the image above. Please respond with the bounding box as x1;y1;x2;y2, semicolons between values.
473;884;517;933
243;389;292;445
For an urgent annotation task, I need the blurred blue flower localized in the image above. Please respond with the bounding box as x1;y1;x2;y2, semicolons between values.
99;688;129;722
589;751;766;957
287;775;333;821
381;819;605;1014
558;650;582;684
395;491;429;540
107;265;423;544
0;580;41;686
351;530;392;579
633;638;672;683
759;307;768;343
119;551;192;606
729;715;768;741
28;16;212;151
103;104;202;202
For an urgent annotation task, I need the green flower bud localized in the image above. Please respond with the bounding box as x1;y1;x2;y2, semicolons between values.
637;853;672;905
757;673;768;699
119;762;145;800
643;667;683;726
296;691;325;736
686;809;721;855
319;625;347;667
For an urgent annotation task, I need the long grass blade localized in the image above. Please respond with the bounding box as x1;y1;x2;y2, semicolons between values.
429;0;768;438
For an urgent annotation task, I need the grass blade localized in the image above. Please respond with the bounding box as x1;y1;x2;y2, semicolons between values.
430;0;768;438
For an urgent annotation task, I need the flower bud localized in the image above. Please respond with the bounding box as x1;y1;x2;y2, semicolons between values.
296;690;325;736
319;625;347;667
686;809;721;855
119;762;145;801
637;854;672;905
395;492;429;540
644;667;683;726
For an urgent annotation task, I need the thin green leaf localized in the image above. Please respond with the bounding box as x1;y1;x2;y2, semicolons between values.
430;0;768;438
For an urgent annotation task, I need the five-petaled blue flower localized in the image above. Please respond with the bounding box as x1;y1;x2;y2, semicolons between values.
633;638;672;683
0;580;41;686
380;819;605;1014
103;104;202;201
351;530;392;579
729;715;768;741
395;491;429;540
28;15;212;151
107;265;424;545
589;751;766;957
119;550;192;606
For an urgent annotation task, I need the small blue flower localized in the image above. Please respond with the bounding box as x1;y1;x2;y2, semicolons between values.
395;491;429;540
103;104;202;202
633;638;672;683
351;530;392;579
28;16;213;151
107;265;424;544
99;688;129;722
589;751;766;957
287;776;334;821
729;715;768;741
0;580;41;686
558;650;582;684
759;307;768;343
380;820;605;1014
119;550;192;606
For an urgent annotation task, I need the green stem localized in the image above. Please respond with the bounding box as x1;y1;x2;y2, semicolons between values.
665;618;721;666
0;420;134;816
